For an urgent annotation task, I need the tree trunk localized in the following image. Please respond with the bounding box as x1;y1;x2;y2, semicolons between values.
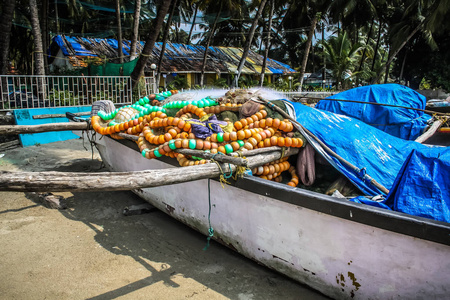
0;122;91;135
0;0;16;75
30;0;45;76
30;0;46;102
357;19;374;74
41;0;49;74
130;0;141;60
156;0;179;88
131;0;172;89
0;148;299;192
200;4;222;87
298;13;319;92
260;0;274;87
115;0;124;64
370;22;382;77
399;47;408;81
383;46;391;83
187;4;198;45
235;0;268;83
373;0;444;84
373;20;424;84
54;0;60;34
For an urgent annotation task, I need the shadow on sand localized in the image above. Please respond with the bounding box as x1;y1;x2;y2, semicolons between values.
23;156;328;300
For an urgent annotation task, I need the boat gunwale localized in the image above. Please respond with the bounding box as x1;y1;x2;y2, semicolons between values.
106;135;450;247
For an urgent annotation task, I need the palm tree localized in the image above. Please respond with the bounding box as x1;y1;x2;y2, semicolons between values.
131;0;173;89
298;12;321;91
198;0;245;86
291;0;332;91
115;0;124;64
186;0;201;44
0;0;16;75
320;31;364;89
29;0;45;76
373;0;450;83
41;0;50;73
199;1;223;87
259;0;274;86
156;0;180;87
130;0;141;60
235;0;268;83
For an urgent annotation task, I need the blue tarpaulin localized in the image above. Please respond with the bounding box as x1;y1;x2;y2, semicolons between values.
290;101;450;222
384;148;450;222
291;102;428;195
315;84;432;140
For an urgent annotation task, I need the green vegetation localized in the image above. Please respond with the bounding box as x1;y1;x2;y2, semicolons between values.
1;0;449;91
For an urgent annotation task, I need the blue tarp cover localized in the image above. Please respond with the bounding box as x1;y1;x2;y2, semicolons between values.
384;148;450;222
291;101;450;222
291;102;427;195
315;84;432;140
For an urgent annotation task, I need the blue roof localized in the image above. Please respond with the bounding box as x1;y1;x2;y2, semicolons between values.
51;35;297;75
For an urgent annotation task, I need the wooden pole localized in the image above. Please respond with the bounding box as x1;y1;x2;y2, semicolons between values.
0;122;91;135
415;120;443;144
0;148;299;192
230;146;286;157
32;112;91;119
174;148;248;166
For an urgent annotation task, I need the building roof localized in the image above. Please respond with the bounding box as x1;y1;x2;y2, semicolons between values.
49;35;296;75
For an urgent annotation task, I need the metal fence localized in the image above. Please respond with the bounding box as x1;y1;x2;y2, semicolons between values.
0;75;157;110
0;75;337;110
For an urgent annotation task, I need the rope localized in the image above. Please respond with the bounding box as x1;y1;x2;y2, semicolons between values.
210;152;232;188
232;151;249;180
203;178;214;251
280;147;286;159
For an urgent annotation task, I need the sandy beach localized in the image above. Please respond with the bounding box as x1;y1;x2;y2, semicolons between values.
0;138;328;300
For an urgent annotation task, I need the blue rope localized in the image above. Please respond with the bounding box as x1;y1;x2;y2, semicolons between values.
203;178;214;251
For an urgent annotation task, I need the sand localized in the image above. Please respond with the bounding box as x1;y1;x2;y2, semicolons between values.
0;138;328;300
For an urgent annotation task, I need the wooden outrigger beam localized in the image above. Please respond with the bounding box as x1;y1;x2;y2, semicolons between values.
415;120;443;143
0;148;299;192
0;122;91;135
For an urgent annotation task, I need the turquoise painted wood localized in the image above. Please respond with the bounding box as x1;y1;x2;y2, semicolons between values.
13;106;91;147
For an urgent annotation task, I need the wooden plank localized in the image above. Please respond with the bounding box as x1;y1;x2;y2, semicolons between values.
0;148;299;192
0;139;20;150
0;114;15;124
0;122;91;135
32;111;91;119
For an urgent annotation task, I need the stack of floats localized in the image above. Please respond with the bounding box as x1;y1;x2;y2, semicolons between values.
91;90;304;187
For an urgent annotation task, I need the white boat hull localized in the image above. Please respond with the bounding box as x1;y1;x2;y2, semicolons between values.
88;133;450;300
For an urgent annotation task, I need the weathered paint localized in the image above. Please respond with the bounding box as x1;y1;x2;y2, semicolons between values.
85;133;450;300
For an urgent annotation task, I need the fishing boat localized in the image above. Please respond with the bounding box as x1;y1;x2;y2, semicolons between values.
75;86;450;300
426;98;450;114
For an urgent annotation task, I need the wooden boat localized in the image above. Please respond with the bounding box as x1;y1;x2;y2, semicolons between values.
426;98;450;114
79;130;450;300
